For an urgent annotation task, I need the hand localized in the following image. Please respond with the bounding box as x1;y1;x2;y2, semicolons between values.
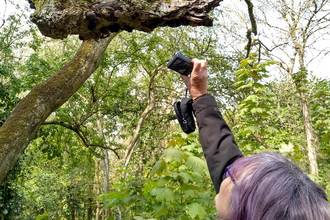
180;59;208;100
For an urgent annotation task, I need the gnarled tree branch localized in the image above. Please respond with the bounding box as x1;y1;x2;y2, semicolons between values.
30;0;223;40
42;121;121;159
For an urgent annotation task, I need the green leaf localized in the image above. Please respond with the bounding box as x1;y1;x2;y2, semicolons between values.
150;187;174;202
187;155;207;175
279;143;294;154
321;133;329;142
265;126;279;134
35;213;50;220
157;176;172;186
154;204;168;218
250;108;264;114
233;69;244;75
183;189;195;199
160;148;186;163
244;126;260;133
244;94;259;102
178;172;194;183
324;119;330;125
109;198;120;206
187;203;207;219
151;159;167;176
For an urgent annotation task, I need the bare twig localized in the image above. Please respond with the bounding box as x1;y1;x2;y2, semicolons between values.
0;0;7;29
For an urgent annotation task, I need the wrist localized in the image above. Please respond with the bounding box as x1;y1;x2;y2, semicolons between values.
193;93;207;102
190;89;207;101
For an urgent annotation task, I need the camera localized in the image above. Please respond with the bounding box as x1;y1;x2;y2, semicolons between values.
167;52;193;76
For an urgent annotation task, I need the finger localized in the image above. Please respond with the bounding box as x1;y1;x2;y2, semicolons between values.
191;59;205;81
180;74;191;89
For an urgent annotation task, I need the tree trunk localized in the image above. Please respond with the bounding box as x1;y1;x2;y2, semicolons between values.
0;34;116;183
71;210;75;220
94;157;101;220
102;150;110;218
96;112;110;218
301;99;319;175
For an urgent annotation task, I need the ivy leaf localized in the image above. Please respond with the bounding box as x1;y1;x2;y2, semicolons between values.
108;198;120;206
187;203;207;219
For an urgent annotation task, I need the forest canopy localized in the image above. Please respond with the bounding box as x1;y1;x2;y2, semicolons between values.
0;0;329;219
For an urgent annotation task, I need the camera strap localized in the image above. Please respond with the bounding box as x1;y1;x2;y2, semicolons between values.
173;88;196;134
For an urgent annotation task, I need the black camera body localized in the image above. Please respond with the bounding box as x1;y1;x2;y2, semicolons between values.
167;52;193;76
168;52;196;134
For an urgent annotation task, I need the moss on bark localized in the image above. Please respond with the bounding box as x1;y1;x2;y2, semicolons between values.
0;34;116;183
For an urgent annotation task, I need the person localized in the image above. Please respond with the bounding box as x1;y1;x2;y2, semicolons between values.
180;59;330;220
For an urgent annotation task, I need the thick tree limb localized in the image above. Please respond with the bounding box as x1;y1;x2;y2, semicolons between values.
30;0;223;40
0;33;116;182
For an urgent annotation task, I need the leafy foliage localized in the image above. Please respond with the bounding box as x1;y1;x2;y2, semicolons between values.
102;132;216;219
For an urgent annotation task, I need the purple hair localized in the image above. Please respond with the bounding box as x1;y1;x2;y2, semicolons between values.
226;152;330;220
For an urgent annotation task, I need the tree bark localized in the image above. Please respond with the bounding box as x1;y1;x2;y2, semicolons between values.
94;156;101;220
96;112;110;218
0;34;116;183
30;0;222;40
301;99;318;175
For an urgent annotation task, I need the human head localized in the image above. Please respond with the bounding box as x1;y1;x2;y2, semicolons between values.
217;152;330;220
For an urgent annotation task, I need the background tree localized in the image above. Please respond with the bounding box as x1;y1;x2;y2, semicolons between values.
0;0;224;182
218;0;330;176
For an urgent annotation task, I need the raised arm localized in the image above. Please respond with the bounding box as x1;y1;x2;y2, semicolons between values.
180;59;242;193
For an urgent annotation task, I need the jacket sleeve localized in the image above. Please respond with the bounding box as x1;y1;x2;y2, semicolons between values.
193;94;242;194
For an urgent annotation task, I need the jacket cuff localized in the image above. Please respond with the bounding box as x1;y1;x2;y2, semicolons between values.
192;94;217;116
